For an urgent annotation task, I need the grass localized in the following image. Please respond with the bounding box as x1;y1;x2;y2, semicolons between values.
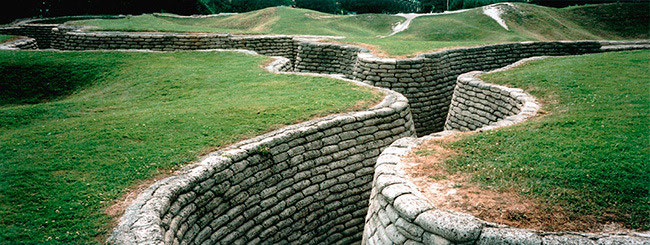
436;50;649;230
72;7;401;36
0;35;14;43
69;3;649;56
0;50;380;243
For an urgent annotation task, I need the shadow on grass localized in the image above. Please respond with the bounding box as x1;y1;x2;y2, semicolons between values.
0;62;113;106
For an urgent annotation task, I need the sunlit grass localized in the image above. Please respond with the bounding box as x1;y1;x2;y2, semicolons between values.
0;50;381;243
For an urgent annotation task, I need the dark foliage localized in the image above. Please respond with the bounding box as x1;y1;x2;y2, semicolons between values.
419;0;648;12
295;0;339;13
1;0;647;23
339;0;421;13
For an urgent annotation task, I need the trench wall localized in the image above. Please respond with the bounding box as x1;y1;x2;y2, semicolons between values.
351;41;604;136
0;25;58;48
108;70;417;244
364;136;650;245
363;70;649;244
444;71;537;131
0;37;38;50
294;41;366;78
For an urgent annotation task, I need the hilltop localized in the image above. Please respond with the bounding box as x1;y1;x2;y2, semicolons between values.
70;3;649;56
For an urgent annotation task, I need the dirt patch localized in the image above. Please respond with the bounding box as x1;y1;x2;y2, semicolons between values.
404;134;632;233
95;168;176;243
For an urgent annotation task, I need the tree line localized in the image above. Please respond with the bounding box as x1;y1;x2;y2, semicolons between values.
1;0;646;24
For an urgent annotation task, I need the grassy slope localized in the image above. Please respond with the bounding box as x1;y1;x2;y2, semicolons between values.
437;50;649;229
70;3;649;56
73;7;401;37
372;8;528;56
381;3;649;56
0;50;379;243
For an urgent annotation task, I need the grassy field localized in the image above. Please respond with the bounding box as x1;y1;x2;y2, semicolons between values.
73;7;401;36
70;3;649;56
0;50;380;243
426;50;649;230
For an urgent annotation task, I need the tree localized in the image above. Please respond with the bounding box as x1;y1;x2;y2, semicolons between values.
296;0;339;13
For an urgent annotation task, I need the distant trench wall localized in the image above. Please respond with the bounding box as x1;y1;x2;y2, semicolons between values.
0;24;59;48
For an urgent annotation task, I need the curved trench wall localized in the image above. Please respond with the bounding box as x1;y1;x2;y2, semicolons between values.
351;42;604;136
0;24;59;48
444;71;537;131
2;22;626;137
109;73;417;244
363;70;650;245
0;16;123;48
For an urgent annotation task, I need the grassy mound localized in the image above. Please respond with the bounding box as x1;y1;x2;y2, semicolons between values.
0;50;380;243
72;7;401;37
426;50;649;230
70;3;649;56
380;3;649;56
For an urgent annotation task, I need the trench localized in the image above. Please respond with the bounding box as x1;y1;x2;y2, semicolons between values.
1;18;648;245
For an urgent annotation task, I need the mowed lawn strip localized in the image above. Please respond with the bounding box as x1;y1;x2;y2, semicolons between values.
0;50;381;243
437;50;649;229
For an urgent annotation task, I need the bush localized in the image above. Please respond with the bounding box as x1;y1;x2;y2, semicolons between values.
295;0;339;13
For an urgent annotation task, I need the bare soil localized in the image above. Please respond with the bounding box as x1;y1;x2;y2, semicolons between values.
404;134;632;233
96;169;176;243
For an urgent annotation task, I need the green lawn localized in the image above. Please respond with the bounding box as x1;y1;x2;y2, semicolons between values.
0;50;380;243
434;50;649;230
70;3;649;56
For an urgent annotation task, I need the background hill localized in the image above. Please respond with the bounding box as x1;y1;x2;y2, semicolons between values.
2;0;647;24
72;2;649;56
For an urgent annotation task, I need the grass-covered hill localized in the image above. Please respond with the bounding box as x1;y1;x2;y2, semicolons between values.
71;3;649;56
0;50;380;243
73;7;402;37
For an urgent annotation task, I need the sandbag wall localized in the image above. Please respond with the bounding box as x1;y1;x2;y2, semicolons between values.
0;24;58;48
228;35;297;59
444;71;532;131
294;41;366;78
49;30;232;51
350;41;602;136
0;37;38;50
363;135;648;245
362;67;648;244
109;84;417;245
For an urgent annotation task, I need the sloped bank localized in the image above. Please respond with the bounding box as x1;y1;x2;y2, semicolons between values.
362;63;650;245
